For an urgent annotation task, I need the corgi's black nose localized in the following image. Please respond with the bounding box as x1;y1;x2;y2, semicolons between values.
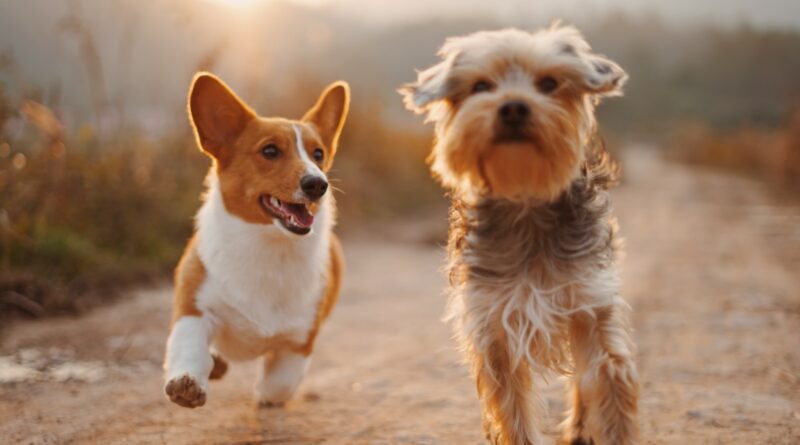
498;101;530;127
301;175;328;200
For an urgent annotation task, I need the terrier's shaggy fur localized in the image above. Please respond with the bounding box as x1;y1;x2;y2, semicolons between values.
401;25;639;445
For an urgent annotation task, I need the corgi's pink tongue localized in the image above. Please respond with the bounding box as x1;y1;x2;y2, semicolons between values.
282;202;314;228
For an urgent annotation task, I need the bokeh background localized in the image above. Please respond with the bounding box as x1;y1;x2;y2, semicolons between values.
1;0;799;317
1;1;800;444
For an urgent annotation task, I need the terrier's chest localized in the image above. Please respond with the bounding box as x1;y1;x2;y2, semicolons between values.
449;195;615;290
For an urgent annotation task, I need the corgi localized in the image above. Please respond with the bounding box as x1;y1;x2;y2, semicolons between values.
164;72;349;409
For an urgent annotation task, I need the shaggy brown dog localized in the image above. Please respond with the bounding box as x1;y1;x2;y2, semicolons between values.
401;25;639;445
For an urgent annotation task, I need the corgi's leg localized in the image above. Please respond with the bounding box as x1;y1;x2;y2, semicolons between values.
209;350;228;380
563;307;639;445
253;234;342;407
165;315;214;408
252;234;342;407
255;349;311;407
164;237;214;408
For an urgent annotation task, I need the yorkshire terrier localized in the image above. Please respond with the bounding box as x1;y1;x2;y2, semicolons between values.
400;25;639;445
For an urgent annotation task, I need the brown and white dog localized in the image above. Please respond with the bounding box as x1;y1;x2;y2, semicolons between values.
401;25;639;444
164;73;348;409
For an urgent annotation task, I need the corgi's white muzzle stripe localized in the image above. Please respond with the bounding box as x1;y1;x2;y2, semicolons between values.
292;124;326;204
293;124;325;179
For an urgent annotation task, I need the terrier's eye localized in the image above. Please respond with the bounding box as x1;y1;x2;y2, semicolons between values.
472;81;492;94
261;144;281;160
313;148;324;162
537;76;559;94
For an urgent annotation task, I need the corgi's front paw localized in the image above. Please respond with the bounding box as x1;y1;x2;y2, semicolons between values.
255;380;296;407
255;351;310;407
165;374;207;408
258;398;286;408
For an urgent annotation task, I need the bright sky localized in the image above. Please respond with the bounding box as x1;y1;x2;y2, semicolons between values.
343;0;800;28
203;0;329;7
206;0;800;29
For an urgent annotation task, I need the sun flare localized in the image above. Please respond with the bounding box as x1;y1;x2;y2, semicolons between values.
205;0;267;5
203;0;328;7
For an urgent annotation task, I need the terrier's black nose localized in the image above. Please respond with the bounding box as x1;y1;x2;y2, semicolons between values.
301;175;328;200
498;101;530;127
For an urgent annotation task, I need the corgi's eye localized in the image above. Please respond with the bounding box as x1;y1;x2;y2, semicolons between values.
261;144;281;160
313;148;324;162
537;76;559;94
472;80;492;94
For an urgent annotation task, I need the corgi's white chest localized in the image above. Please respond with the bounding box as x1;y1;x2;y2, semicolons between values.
194;177;332;344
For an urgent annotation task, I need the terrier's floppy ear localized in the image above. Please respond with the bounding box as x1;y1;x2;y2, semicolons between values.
188;72;255;158
399;51;458;114
578;53;627;96
546;25;627;97
302;81;350;156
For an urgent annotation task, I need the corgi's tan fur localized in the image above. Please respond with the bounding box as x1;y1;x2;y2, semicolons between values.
164;72;349;409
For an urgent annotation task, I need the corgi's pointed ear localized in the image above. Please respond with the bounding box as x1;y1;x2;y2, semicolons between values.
302;81;350;156
188;72;255;158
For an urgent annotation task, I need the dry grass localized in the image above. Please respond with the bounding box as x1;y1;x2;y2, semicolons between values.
0;82;437;320
1;103;206;317
667;110;800;193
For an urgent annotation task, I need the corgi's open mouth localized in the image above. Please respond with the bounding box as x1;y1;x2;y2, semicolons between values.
259;195;314;235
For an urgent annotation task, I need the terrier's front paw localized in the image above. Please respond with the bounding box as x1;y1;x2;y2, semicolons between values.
165;374;207;408
485;431;502;445
483;420;502;445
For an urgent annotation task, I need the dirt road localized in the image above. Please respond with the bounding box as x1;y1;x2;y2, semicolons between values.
1;149;798;444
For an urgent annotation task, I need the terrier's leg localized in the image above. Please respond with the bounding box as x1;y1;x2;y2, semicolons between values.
561;373;589;445
561;315;592;445
164;315;214;408
255;349;311;407
469;333;543;445
563;307;639;445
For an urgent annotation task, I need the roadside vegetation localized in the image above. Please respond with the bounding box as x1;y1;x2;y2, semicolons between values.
1;5;798;320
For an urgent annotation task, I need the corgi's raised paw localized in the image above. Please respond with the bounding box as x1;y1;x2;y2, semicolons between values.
165;374;206;408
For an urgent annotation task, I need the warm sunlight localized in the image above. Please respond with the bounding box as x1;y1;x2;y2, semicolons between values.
204;0;266;5
1;0;799;443
203;0;329;7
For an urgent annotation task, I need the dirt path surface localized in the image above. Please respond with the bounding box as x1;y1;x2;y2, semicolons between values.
1;149;798;444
